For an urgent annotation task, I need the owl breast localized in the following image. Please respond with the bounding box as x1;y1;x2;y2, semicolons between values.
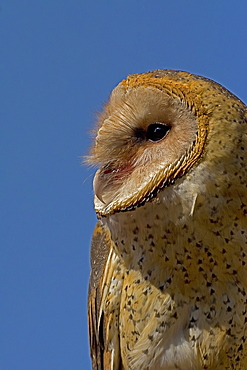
106;178;247;369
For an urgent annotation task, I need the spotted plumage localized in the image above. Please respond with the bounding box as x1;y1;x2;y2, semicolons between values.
87;70;247;369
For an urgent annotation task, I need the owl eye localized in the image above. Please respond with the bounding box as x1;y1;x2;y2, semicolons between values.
147;123;171;142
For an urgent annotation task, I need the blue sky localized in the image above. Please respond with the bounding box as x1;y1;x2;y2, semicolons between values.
1;1;246;369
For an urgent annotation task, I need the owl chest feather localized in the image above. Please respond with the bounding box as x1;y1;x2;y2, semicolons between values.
105;182;247;369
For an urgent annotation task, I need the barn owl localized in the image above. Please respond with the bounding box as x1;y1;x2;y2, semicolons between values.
87;70;247;369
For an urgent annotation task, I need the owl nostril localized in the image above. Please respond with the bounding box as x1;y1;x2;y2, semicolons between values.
147;123;171;142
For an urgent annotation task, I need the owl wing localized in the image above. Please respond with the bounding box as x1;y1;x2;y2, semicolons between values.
88;221;124;369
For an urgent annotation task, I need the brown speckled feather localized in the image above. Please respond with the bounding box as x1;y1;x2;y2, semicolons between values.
88;221;124;369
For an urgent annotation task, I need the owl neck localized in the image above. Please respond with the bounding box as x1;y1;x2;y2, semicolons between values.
105;182;246;289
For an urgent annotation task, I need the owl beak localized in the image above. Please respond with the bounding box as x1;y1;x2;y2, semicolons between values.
93;170;107;204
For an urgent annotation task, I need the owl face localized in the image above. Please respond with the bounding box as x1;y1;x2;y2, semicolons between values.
88;70;246;217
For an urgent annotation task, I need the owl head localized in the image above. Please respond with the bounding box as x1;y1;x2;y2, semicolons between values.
87;70;247;218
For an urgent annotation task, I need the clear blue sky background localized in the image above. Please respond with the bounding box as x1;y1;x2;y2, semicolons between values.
1;1;246;369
